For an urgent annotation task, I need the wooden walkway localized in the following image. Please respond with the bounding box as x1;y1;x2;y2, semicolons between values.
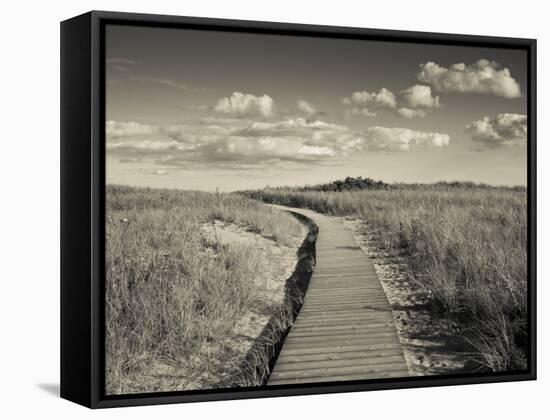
268;206;409;385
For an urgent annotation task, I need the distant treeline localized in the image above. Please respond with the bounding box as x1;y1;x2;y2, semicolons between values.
242;176;526;194
300;176;388;191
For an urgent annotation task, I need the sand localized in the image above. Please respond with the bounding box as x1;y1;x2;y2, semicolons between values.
199;219;307;387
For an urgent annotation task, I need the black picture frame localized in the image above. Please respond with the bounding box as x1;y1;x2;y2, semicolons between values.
60;10;537;409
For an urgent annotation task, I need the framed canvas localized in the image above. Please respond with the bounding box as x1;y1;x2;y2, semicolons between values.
60;10;537;408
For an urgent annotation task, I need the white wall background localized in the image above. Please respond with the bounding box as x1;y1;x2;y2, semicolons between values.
1;0;546;418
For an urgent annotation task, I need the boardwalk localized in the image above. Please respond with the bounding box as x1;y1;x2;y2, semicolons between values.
268;206;409;385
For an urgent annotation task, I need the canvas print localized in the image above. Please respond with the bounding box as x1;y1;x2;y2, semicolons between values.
105;24;528;395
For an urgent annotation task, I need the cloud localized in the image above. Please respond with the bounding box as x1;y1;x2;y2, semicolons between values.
214;92;275;117
106;118;347;167
342;88;396;117
346;108;377;118
162;123;234;144
401;85;440;108
106;118;451;169
107;139;183;155
465;113;527;146
106;121;158;139
106;117;358;169
119;157;142;163
129;76;189;91
107;58;137;65
396;108;427;119
297;99;317;116
239;117;347;137
146;78;189;91
239;118;368;156
418;59;521;98
106;57;137;72
361;127;450;151
195;136;337;162
199;116;252;127
108;136;337;167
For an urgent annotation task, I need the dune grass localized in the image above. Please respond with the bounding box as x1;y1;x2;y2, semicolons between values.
243;185;528;372
105;185;304;394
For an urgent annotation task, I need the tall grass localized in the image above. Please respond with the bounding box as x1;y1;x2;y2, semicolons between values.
244;186;528;371
106;185;304;394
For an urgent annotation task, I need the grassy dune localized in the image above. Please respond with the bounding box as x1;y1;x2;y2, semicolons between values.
244;184;528;371
105;185;305;394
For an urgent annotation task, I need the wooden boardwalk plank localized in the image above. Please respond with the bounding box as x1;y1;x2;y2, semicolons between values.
267;205;409;386
283;334;400;348
268;370;409;385
283;335;401;348
297;304;392;313
270;361;408;381
294;316;393;325
285;329;396;340
273;355;407;372
275;348;405;364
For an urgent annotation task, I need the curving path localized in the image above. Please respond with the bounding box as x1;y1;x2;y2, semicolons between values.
268;205;409;385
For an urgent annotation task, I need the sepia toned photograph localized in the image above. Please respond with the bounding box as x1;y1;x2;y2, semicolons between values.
104;23;529;395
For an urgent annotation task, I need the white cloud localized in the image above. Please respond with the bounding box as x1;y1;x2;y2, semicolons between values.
342;88;396;117
106;117;451;169
350;88;395;108
240;117;347;137
465;113;527;146
200;136;337;161
106;121;158;139
106;58;137;65
401;85;440;108
396;108;427;119
106;57;137;71
362;127;450;151
418;59;521;98
346;108;377;118
106;117;349;167
214;92;275;117
297;99;317;116
162;125;229;145
108;139;182;153
129;76;189;91
199;116;252;127
147;78;189;91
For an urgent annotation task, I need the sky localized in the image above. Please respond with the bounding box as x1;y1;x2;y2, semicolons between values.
105;24;528;192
